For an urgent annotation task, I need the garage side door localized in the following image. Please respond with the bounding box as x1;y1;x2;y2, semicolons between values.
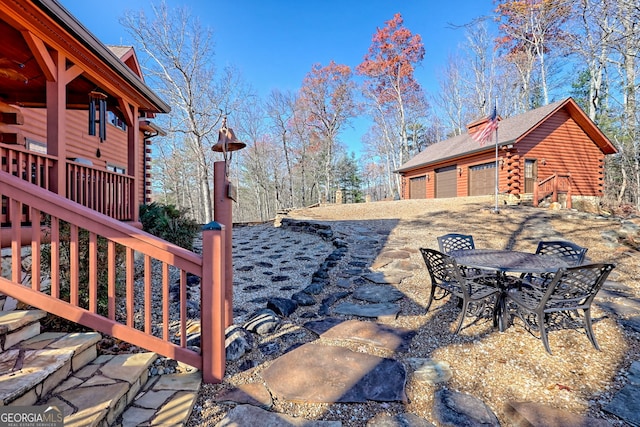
435;166;457;198
409;175;427;199
469;162;495;196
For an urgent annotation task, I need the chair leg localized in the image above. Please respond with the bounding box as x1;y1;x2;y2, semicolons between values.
583;308;601;351
454;299;468;333
538;312;553;355
425;285;436;312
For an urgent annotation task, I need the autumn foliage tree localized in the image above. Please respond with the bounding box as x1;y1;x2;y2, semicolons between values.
357;13;427;197
299;61;358;202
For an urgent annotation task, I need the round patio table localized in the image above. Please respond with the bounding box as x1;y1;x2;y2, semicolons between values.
450;249;569;331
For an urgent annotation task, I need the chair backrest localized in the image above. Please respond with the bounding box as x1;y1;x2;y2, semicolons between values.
535;240;588;266
541;263;615;311
419;248;467;295
437;233;475;255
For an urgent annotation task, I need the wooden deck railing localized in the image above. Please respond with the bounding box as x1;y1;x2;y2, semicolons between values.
1;143;134;223
0;170;227;383
66;161;133;220
533;173;572;209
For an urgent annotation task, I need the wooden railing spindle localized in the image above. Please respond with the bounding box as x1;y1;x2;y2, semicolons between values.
144;254;152;333
70;224;79;306
108;240;116;319
89;231;98;313
180;270;187;348
162;262;170;341
51;218;60;298
126;247;134;327
30;207;41;291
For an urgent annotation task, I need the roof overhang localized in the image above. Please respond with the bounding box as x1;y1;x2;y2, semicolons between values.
140;119;167;137
394;140;517;174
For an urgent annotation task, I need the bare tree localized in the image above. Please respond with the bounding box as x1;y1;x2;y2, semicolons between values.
120;1;245;223
265;89;296;208
435;54;470;136
565;0;613;121
495;0;571;107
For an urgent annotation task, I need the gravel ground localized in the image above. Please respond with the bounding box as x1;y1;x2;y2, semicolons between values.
185;196;640;426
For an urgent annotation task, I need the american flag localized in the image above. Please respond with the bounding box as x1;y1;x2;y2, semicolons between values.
471;106;498;146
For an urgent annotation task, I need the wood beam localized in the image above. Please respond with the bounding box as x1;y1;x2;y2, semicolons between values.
118;97;135;127
0;111;24;125
21;30;56;82
0;131;25;144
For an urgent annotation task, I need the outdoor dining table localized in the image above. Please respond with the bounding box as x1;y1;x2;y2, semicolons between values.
450;249;570;332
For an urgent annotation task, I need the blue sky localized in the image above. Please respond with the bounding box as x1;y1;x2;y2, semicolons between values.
61;0;497;155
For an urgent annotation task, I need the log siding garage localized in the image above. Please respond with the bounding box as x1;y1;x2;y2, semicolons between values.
396;98;617;205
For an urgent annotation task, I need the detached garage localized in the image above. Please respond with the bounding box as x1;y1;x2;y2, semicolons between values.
396;98;617;207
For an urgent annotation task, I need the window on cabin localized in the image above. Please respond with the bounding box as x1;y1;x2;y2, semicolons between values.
108;111;127;131
107;163;126;174
26;138;47;154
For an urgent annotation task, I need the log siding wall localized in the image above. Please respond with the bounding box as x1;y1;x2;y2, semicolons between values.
517;110;604;197
3;107;148;207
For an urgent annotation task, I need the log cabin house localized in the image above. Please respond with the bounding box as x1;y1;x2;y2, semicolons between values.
0;0;227;385
0;0;169;238
396;98;618;209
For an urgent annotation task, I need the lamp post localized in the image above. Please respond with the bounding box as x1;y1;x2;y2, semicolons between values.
212;117;246;327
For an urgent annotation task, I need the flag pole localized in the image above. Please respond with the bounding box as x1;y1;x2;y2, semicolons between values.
494;100;499;213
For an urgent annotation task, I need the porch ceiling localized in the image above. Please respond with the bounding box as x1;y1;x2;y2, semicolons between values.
0;19;95;109
0;0;169;115
0;20;122;113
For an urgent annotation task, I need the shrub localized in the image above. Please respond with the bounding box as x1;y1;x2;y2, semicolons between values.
139;202;200;250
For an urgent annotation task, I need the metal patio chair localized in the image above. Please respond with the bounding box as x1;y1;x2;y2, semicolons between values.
437;233;493;278
437;233;475;255
523;240;589;288
420;248;500;333
507;263;615;354
536;240;588;265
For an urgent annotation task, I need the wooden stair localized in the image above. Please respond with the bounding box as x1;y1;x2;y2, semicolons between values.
0;309;201;426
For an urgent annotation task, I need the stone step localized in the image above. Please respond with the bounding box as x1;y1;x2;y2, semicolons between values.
40;352;159;427
0;309;47;352
0;330;101;406
0;310;200;426
116;371;202;426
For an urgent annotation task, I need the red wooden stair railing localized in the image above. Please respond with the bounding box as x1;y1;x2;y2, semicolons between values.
533;173;572;209
0;170;227;383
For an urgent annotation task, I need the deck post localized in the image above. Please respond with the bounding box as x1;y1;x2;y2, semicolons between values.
200;221;226;383
213;161;233;327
